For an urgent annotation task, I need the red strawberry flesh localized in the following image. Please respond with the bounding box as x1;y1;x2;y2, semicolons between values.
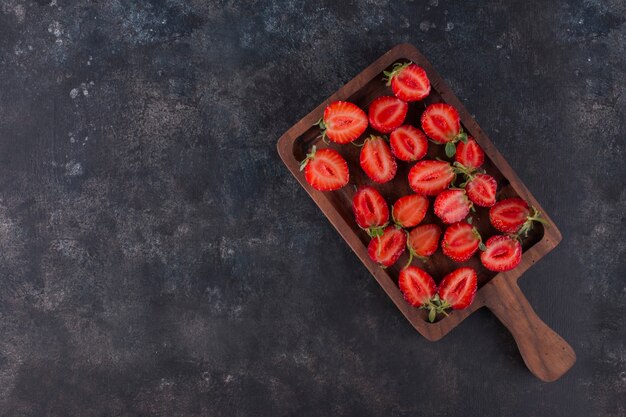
390;125;428;162
322;101;368;144
408;224;441;259
480;235;522;272
398;266;437;307
438;267;477;310
455;138;485;169
421;103;461;144
360;136;397;183
466;173;497;207
442;222;480;262
301;146;349;191
387;62;431;102
368;96;408;134
352;186;389;232
489;198;530;233
367;226;407;267
434;189;471;224
392;194;429;228
408;160;455;195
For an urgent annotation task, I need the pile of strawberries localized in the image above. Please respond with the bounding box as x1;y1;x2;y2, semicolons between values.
300;62;547;322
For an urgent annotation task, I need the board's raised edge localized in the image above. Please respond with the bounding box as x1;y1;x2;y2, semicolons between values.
277;43;562;341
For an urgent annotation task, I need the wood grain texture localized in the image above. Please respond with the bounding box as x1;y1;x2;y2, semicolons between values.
277;43;575;380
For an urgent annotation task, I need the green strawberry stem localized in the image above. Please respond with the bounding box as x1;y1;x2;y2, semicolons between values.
443;130;468;158
421;294;451;322
383;61;412;86
299;145;317;171
404;250;414;270
472;227;487;251
315;118;330;144
367;225;386;238
516;207;550;237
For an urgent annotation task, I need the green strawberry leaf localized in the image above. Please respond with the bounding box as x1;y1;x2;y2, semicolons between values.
445;142;456;158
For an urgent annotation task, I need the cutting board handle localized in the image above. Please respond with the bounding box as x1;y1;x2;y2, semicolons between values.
482;277;576;382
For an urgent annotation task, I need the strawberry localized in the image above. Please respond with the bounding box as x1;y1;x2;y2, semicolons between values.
408;160;455;195
455;137;484;169
489;198;548;236
407;224;441;261
420;103;467;157
441;222;484;262
367;226;407;267
317;101;368;144
392;194;429;228
368;96;408;134
398;266;438;322
480;235;522;272
360;135;397;183
384;62;431;102
299;146;349;191
389;125;428;162
434;189;472;224
465;173;497;207
436;267;478;311
352;186;389;237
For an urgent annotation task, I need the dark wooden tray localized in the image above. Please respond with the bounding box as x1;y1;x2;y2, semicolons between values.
277;44;575;382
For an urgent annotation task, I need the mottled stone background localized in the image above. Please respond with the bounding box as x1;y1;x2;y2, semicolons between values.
0;0;624;416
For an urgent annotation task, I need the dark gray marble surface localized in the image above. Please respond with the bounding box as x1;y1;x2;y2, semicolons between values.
0;1;624;416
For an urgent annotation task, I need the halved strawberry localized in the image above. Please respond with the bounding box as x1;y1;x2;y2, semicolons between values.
434;189;472;224
437;267;477;310
389;125;428;162
442;222;483;262
407;224;441;261
360;135;397;183
421;103;467;157
384;62;431;102
367;226;407;267
300;146;349;191
480;235;522;272
465;173;497;207
318;101;368;144
392;194;429;228
408;160;455;195
353;186;389;236
398;266;438;322
455;138;484;169
489;198;548;236
368;96;408;134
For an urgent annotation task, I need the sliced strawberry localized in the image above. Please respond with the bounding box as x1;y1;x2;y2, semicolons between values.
489;198;530;233
398;266;437;307
389;125;428;162
437;267;477;310
368;96;408;134
367;226;407;267
442;222;482;262
421;103;467;157
489;198;547;236
421;103;462;143
408;160;455;195
300;146;349;191
384;62;431;102
455;138;484;169
360;135;397;183
407;224;441;260
434;189;472;224
466;173;497;207
318;101;368;144
352;186;389;236
480;235;522;272
392;194;429;228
